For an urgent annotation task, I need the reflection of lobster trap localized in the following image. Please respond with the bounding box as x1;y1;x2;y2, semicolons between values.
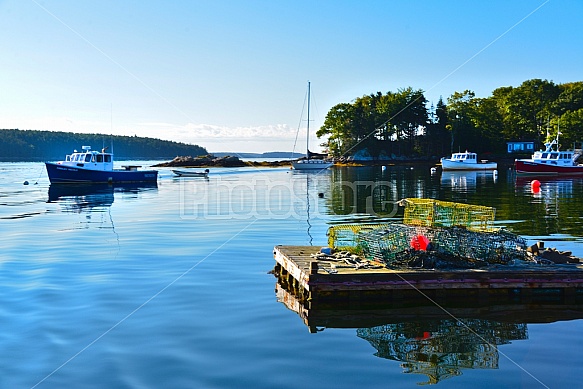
359;224;527;268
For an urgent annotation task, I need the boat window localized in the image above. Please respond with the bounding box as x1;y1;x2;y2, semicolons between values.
104;155;112;163
550;153;559;159
84;154;92;162
541;153;548;159
65;155;71;162
96;155;103;163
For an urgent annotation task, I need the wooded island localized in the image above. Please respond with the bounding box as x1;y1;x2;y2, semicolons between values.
317;78;583;159
0;129;208;161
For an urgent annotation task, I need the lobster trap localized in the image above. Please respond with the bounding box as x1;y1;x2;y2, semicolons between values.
358;224;527;269
327;223;390;254
400;198;496;232
326;199;526;269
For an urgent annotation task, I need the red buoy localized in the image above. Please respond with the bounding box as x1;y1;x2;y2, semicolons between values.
410;235;430;251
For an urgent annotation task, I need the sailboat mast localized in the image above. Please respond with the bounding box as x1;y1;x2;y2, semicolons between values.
306;81;310;160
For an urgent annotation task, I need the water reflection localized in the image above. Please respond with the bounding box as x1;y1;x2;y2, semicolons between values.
357;319;525;384
328;166;402;219
310;166;583;245
276;283;583;385
47;182;158;212
511;176;583;238
515;176;577;201
291;170;332;245
440;170;498;192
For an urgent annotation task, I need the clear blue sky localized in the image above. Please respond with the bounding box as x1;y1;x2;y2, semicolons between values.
0;0;580;153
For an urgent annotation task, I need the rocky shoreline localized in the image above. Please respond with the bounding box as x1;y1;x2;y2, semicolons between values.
152;154;516;169
152;155;293;168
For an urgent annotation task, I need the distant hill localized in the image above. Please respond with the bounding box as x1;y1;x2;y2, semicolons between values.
0;129;208;161
212;151;304;159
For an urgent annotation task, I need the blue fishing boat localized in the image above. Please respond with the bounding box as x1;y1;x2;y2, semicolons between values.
45;146;158;184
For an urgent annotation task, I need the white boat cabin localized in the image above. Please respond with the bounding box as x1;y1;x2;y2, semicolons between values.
60;146;114;171
528;140;580;167
448;151;478;163
531;149;576;166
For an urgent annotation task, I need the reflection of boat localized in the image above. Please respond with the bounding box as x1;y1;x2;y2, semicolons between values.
515;138;583;176
441;170;477;189
48;184;115;210
172;169;209;177
515;175;582;188
441;170;498;191
440;151;497;171
47;182;158;211
292;82;334;170
45;145;158;184
291;169;332;244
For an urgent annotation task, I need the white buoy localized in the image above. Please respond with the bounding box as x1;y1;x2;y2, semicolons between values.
430;167;437;173
381;166;387;171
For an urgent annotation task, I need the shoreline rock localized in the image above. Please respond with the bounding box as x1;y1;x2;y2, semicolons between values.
152;154;515;169
153;154;294;168
153;155;247;167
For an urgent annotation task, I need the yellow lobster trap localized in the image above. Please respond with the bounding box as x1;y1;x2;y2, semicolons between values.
327;199;498;254
399;198;496;232
327;223;390;254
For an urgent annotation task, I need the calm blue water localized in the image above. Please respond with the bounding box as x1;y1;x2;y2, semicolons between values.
1;162;583;388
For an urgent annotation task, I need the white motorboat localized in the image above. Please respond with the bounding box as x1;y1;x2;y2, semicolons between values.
440;151;497;171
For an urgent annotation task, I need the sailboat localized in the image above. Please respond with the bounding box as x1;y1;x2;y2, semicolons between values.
292;82;334;170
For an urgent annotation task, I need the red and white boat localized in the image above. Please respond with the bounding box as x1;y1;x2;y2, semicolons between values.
515;135;583;175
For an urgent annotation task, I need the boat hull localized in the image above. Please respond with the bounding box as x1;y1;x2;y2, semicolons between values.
46;162;158;184
172;169;209;177
441;159;497;171
515;160;583;176
292;160;334;170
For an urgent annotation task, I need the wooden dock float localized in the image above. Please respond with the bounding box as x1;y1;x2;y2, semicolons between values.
275;283;583;333
273;245;583;306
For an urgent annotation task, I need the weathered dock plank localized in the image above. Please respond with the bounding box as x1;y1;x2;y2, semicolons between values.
273;245;583;304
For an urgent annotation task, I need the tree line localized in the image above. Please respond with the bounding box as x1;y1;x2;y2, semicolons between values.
316;79;583;158
0;129;208;161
